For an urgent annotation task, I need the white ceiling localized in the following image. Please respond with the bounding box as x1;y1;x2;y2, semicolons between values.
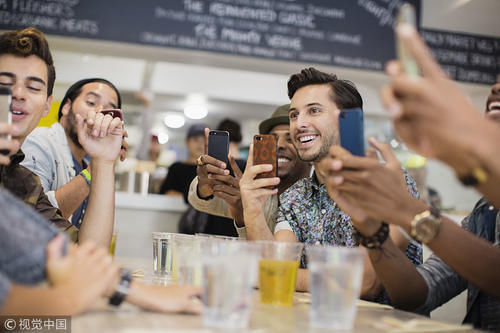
44;0;499;147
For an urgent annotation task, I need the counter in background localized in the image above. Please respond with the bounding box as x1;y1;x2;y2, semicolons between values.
114;192;187;258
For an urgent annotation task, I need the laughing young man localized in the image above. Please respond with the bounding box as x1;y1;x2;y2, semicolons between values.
0;27;122;247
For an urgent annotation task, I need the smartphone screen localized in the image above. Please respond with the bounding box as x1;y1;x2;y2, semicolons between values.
396;3;419;77
253;134;277;180
100;109;123;120
208;130;229;165
339;108;365;157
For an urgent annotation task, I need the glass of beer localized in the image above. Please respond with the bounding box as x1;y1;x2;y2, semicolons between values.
307;245;365;329
256;241;304;306
109;229;118;257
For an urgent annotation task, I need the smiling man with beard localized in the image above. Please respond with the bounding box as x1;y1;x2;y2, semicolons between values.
21;78;127;243
243;68;423;304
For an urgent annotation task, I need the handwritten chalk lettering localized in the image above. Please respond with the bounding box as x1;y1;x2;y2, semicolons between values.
194;24;217;40
458;68;495;84
217;17;235;27
432;49;468;66
252;0;273;9
209;3;277;22
187;13;216;24
0;11;57;29
253;46;276;58
444;34;475;50
272;24;296;35
307;4;345;20
475;39;494;53
334;55;381;70
357;0;397;27
11;0;74;18
278;12;315;29
140;32;177;46
155;7;186;21
300;52;332;63
221;27;261;44
235;19;269;32
178;35;199;47
277;49;296;59
441;65;457;78
266;34;302;51
184;0;203;13
298;29;324;41
275;2;304;12
470;53;497;69
59;18;98;35
328;32;362;46
421;31;444;47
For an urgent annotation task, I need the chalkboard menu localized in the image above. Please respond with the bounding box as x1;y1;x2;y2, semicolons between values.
421;28;500;85
0;0;420;72
2;1;498;85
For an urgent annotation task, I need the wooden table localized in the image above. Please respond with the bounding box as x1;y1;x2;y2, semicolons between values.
70;257;477;333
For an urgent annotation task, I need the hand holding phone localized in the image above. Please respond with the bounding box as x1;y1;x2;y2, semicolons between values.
339;108;365;157
253;134;277;180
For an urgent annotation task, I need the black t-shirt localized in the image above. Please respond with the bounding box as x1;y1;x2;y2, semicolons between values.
159;162;197;203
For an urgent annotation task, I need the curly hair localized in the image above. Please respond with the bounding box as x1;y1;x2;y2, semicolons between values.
287;67;362;110
0;27;56;97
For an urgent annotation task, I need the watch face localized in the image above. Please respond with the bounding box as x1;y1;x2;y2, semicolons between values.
415;216;440;243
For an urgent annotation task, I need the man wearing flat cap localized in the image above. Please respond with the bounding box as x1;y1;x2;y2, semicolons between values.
22;78;127;246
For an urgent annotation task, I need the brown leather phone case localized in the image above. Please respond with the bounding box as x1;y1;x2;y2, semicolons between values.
253;134;277;181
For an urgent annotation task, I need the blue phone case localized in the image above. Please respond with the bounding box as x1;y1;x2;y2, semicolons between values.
339;108;365;157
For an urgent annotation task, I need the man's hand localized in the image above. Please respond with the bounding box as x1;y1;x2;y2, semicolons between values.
76;110;123;164
45;235;120;313
381;23;489;175
0;123;20;165
240;144;279;219
318;138;414;234
119;128;129;162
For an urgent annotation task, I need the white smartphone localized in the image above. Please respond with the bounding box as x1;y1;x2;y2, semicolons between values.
396;4;419;77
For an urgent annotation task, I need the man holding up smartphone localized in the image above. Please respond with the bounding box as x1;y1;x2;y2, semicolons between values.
0;27;123;248
21;78;126;233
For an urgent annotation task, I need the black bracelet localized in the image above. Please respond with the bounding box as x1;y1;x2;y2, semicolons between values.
109;268;133;307
352;222;390;250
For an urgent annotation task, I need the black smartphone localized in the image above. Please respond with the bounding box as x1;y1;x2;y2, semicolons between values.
339;108;365;157
208;130;229;165
0;88;12;155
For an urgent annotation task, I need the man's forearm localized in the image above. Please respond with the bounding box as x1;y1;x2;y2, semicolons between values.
1;284;81;316
54;175;90;219
78;160;115;247
367;238;428;310
243;211;274;241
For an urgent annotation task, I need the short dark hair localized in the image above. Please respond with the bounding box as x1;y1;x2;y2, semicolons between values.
217;118;242;143
0;27;55;97
287;67;362;110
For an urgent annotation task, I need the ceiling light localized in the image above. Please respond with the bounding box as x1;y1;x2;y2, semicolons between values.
163;113;185;128
157;132;169;144
184;104;208;119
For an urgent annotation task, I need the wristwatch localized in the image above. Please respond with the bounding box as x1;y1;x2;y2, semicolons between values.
109;268;133;307
410;207;441;243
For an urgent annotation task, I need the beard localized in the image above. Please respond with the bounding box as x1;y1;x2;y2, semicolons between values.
66;107;83;150
296;131;339;162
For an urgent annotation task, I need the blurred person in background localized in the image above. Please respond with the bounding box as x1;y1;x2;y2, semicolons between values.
217;118;242;159
159;123;206;201
405;154;442;210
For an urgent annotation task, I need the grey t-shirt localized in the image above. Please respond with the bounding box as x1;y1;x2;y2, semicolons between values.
0;189;66;306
